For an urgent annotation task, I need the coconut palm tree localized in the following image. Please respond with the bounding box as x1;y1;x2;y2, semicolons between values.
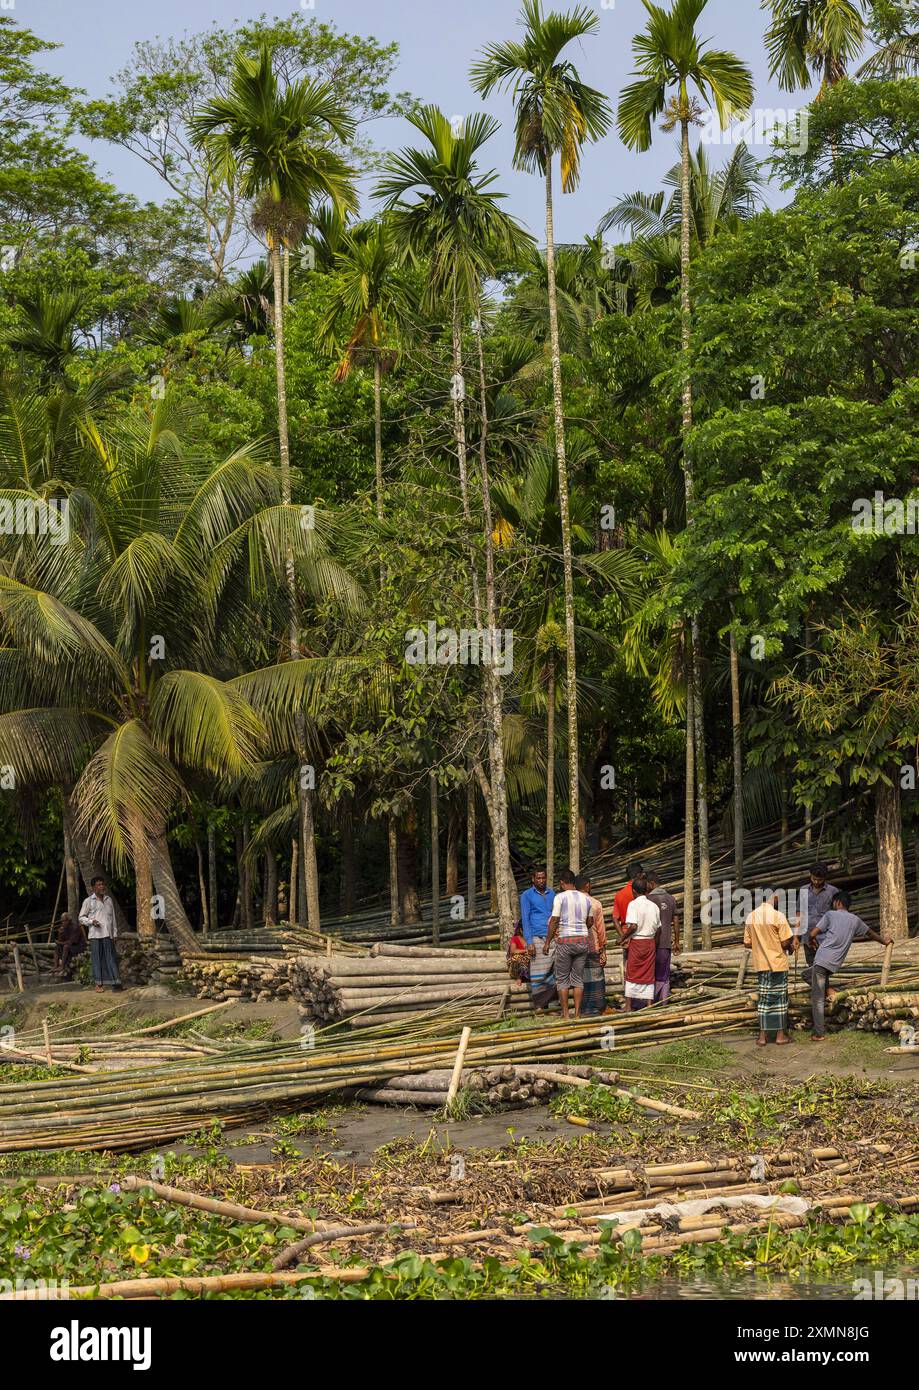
762;0;868;91
190;44;357;930
619;0;753;937
319;219;416;524
471;0;612;872
376;105;534;941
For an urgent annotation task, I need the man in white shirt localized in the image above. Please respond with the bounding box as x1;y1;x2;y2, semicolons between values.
621;881;661;1010
78;875;122;992
544;867;593;1019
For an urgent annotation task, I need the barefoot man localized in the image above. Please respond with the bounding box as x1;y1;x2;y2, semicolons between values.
743;888;796;1046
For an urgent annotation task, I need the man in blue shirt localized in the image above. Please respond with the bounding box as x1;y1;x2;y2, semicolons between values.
808;889;883;1040
520;865;553;946
520;865;555;1010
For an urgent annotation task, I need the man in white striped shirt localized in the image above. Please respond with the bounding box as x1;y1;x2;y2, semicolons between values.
544;868;593;1019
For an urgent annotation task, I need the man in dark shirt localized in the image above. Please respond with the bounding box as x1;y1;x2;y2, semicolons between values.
796;862;839;965
52;913;86;979
645;868;679;1002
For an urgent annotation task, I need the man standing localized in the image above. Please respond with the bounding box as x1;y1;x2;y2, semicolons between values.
78;875;122;993
645;869;679;1003
743;889;795;1045
520;865;555;1011
808;890;883;1041
621;880;660;1011
576;873;608;1016
544;868;593;1020
613;860;645;934
796;862;839;965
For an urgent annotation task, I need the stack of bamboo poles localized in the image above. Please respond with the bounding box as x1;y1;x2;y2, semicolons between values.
181;955;297;1003
293;944;516;1027
831;987;919;1037
0;993;756;1154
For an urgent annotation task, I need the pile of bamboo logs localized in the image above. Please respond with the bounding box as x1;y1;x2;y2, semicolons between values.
181;955;296;1003
292;943;516;1026
830;988;919;1037
352;1065;556;1108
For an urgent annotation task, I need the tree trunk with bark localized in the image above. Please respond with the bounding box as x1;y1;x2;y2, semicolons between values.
466;774;476;922
207;820;218;932
265;848;278;926
729;624;744;891
473;308;517;943
446;803;460;898
397;810;421;924
430;772;440;946
147;832;198;954
544;163;580;872
546;653;556;886
388;815;400;926
875;774;909;940
683;651;696;953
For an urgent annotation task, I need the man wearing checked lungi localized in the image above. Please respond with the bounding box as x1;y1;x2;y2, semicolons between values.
743;888;797;1046
544;868;594;1020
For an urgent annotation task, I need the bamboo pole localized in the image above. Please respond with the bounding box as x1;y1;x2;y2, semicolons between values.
446;1026;472;1108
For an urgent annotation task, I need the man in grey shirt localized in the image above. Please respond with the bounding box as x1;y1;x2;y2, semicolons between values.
645;868;679;1003
808;890;882;1039
796;862;839;965
78;875;122;992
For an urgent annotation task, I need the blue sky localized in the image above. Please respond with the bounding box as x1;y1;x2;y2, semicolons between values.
31;0;825;242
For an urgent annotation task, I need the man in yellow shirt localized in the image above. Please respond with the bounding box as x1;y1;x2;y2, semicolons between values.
743;889;797;1046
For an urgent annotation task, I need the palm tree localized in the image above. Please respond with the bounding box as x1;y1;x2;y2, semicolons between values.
619;0;753;944
471;1;612;873
319;219;415;524
762;0;868;91
858;2;919;78
376;105;533;941
599;142;762;309
190;44;357;931
3;290;88;380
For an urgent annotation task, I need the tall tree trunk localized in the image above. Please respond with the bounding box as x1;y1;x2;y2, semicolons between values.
265;848;278;926
544;162;579;872
693;633;712;949
62;811;79;922
195;837;209;932
147;832;198;954
388;816;400;926
339;798;356;916
283;243;290;306
373;352;385;521
682;648;696;953
678;117;711;943
473;307;517;943
207;820;218;932
876;774;908;940
270;238;319;934
729;624;744;891
466;774;476;922
398;809;421;923
430;771;440;946
446;804;460;898
289;839;298;926
803;620;814;847
241;821;253;932
546;653;556;886
128;813;154;939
